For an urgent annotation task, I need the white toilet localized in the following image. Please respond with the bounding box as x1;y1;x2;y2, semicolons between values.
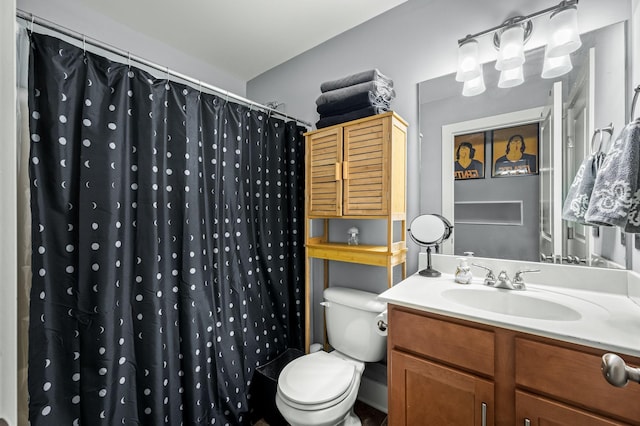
276;287;387;426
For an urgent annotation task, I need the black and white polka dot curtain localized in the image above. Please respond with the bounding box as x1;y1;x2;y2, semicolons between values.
27;33;305;425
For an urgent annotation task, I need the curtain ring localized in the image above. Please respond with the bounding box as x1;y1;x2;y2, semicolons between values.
30;15;35;33
127;52;131;70
166;67;170;82
82;35;86;56
224;91;230;104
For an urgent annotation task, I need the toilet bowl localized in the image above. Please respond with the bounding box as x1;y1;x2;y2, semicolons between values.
275;351;364;426
275;287;387;426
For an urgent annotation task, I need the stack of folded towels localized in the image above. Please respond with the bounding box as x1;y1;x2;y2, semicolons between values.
315;69;395;129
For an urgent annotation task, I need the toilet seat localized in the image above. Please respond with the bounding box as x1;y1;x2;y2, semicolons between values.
277;351;357;411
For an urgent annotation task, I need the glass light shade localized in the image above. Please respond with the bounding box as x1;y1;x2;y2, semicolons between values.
498;65;524;88
541;48;573;79
455;39;481;82
462;68;486;97
496;25;525;71
547;6;581;57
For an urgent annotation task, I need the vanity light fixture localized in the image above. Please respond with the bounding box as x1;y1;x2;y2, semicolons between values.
462;67;486;96
541;49;573;79
498;65;525;88
457;0;580;96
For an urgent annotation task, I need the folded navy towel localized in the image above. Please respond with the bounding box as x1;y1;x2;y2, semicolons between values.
315;106;389;129
315;81;395;107
317;90;390;117
320;69;393;93
585;119;640;231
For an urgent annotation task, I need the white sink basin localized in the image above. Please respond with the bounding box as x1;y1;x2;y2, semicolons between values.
441;288;582;321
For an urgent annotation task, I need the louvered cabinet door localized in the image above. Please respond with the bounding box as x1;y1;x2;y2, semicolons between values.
306;127;343;217
342;116;389;216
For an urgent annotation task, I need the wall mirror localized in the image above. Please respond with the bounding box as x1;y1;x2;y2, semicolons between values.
418;19;630;269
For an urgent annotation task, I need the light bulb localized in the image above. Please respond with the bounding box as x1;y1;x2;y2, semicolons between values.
547;6;581;57
496;25;525;71
462;68;486;97
498;65;524;88
541;48;573;79
456;39;481;82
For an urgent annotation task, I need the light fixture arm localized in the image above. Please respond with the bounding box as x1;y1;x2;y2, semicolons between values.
457;0;579;45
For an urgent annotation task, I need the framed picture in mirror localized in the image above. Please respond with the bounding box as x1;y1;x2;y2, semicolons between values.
492;123;539;177
454;131;485;180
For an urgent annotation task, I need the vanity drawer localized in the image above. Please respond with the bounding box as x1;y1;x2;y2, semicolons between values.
389;306;495;377
515;337;640;424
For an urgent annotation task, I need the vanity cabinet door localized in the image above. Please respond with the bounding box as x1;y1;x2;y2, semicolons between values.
516;391;623;426
389;350;494;426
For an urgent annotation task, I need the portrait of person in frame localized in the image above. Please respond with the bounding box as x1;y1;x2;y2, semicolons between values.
492;123;539;177
454;131;485;180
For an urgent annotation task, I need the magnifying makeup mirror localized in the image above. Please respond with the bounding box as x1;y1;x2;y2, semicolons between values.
409;214;454;277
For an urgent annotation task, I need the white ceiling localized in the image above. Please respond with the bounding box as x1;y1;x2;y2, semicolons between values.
78;0;408;81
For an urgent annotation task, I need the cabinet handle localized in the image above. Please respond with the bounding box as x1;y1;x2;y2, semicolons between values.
335;163;342;181
524;419;531;426
481;402;487;426
342;161;349;179
602;353;640;386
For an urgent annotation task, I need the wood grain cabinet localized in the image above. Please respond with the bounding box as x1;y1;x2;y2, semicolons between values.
303;112;408;352
387;305;640;426
306;111;406;217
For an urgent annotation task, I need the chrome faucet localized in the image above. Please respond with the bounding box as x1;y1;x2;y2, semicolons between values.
471;263;496;286
512;269;541;290
472;264;540;290
494;270;517;290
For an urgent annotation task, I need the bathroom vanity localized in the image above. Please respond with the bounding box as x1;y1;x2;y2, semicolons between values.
380;256;640;425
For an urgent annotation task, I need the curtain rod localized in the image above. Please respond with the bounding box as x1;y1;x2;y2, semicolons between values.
16;9;312;128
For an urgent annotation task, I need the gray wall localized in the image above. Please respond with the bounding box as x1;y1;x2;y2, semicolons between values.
247;0;632;276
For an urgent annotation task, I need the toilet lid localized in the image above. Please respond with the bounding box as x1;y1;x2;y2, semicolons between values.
278;351;356;406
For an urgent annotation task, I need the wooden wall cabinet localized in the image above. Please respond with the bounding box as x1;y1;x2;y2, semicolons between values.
388;305;640;426
306;111;406;217
303;112;407;352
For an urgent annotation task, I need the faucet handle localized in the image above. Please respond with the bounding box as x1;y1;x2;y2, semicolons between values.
472;263;496;286
513;269;540;288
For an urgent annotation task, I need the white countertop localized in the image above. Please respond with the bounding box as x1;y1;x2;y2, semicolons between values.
379;272;640;357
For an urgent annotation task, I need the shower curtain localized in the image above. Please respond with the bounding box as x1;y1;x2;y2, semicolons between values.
27;32;305;425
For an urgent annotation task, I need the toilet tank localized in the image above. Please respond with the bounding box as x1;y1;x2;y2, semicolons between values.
323;287;387;362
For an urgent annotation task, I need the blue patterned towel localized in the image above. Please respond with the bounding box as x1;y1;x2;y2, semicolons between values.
585;119;640;232
562;152;605;225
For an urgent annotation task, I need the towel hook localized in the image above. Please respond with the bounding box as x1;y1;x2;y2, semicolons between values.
591;123;614;154
631;85;640;122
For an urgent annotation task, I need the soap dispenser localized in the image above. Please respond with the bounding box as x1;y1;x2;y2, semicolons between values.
454;257;473;284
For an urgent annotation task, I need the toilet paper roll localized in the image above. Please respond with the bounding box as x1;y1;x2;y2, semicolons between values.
309;343;323;353
375;310;388;337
